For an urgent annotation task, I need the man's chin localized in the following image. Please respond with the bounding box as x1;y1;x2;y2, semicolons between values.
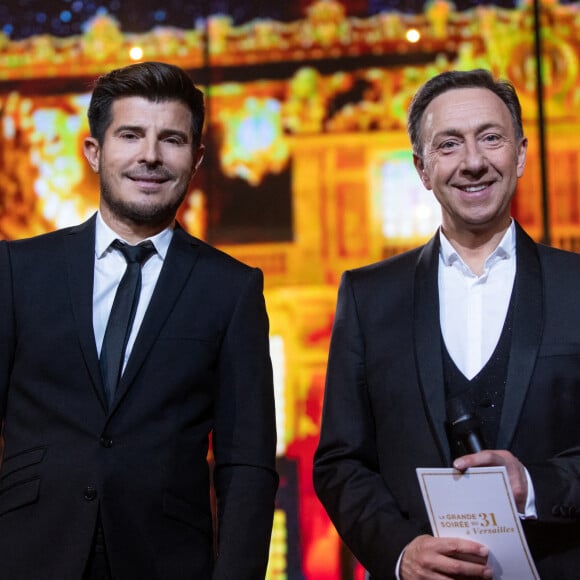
114;202;179;228
100;184;187;228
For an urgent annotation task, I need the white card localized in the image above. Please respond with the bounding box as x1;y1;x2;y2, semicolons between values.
416;467;540;579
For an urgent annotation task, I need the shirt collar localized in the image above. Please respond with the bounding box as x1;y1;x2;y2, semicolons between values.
439;219;516;270
95;212;174;260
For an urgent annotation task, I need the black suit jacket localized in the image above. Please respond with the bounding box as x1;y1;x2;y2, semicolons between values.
313;223;580;579
0;215;278;579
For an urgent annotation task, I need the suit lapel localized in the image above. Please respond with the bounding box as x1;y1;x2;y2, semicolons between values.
64;214;107;409
496;223;543;449
110;226;200;411
413;233;450;464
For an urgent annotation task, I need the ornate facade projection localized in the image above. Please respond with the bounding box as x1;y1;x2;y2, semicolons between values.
1;1;580;578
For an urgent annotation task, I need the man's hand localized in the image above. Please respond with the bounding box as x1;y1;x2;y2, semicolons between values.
401;535;492;579
453;450;528;512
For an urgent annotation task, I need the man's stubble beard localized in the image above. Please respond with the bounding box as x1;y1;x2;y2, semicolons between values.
99;179;189;229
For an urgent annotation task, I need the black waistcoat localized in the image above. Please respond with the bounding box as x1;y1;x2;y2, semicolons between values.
443;292;515;460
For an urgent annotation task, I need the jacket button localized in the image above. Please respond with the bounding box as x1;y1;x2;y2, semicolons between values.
84;486;97;501
100;436;113;448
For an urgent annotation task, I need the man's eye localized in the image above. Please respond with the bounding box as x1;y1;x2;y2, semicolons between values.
120;132;138;140
164;136;185;145
483;134;501;143
440;140;459;150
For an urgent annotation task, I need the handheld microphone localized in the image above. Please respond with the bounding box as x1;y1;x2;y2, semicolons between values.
446;397;485;454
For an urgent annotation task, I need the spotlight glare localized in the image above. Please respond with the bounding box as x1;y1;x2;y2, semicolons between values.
406;28;421;43
129;46;143;60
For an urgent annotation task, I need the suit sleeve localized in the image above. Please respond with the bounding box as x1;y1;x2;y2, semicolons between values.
516;246;580;528
211;267;278;580
528;450;580;522
0;241;15;424
313;271;421;577
0;241;15;467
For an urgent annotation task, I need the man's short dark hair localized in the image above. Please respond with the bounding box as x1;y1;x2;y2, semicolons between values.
407;69;524;157
87;61;205;148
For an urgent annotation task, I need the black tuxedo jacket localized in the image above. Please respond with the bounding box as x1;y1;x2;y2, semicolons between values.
314;223;580;579
0;215;278;579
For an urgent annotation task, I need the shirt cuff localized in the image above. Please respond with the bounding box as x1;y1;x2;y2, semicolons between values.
520;467;537;519
395;549;404;579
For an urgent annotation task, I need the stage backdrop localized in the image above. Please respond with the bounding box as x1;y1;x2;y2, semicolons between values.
1;1;580;577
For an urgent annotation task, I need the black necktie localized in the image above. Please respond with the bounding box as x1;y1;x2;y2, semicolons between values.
99;239;156;407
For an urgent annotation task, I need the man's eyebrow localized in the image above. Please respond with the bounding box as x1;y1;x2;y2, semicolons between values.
433;128;462;139
113;124;144;134
474;122;505;134
113;125;190;141
432;123;505;140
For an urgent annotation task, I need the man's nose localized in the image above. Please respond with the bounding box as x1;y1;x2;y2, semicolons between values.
140;137;162;165
460;141;487;174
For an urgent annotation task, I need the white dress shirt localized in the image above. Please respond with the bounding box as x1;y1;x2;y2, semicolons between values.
93;212;173;372
438;221;516;380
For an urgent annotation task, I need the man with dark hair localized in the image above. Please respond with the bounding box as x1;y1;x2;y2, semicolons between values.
0;61;278;579
314;68;580;579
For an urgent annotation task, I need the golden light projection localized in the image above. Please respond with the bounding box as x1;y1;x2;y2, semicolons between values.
0;92;99;238
373;150;441;240
218;97;290;186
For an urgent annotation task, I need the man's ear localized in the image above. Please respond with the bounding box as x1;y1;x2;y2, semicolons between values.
516;137;528;179
193;144;205;174
83;137;101;173
413;153;431;190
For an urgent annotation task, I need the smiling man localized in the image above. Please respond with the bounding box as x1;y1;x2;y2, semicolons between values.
0;61;278;580
314;69;580;579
